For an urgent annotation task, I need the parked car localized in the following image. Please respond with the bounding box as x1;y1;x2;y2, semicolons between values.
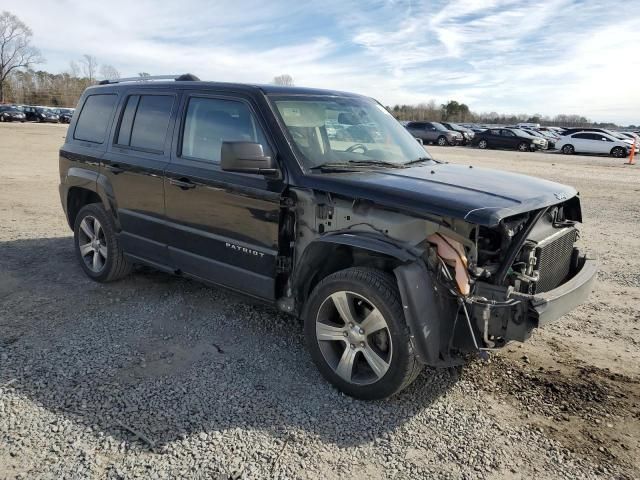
618;131;640;144
405;121;463;146
471;128;545;151
0;105;26;122
517;127;555;149
440;122;475;144
22;106;60;123
59;75;596;400
53;108;75;124
560;128;628;141
556;131;636;157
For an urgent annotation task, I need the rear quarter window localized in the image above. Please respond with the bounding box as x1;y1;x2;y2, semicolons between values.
74;94;118;144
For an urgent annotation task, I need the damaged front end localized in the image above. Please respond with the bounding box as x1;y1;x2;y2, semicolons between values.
395;200;597;367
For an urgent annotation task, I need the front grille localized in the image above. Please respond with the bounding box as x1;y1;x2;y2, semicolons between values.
534;228;577;293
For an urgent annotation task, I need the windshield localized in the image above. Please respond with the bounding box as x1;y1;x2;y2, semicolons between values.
431;122;448;131
271;95;432;169
511;128;534;138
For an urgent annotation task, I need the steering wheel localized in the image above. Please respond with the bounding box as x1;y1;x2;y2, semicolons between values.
346;143;368;153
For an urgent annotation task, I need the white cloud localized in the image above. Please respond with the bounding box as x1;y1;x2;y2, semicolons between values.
4;0;640;123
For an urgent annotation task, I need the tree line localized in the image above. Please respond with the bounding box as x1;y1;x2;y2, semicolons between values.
387;101;620;128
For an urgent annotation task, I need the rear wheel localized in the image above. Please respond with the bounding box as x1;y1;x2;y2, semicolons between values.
304;267;422;400
478;139;488;149
611;146;626;158
74;203;132;282
517;142;529;152
562;144;575;155
437;136;448;146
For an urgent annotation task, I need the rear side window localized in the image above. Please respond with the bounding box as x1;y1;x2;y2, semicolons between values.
74;94;118;143
181;97;270;164
116;94;174;152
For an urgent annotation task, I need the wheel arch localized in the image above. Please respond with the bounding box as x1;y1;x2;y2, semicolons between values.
63;167;118;229
291;233;421;315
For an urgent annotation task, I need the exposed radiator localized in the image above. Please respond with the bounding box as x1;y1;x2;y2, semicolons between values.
534;227;577;293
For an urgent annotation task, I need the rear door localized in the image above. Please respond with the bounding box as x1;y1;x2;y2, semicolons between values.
164;92;283;300
101;91;179;267
571;133;597;153
406;122;426;140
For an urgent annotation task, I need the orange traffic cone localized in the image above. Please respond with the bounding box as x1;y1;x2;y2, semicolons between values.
626;140;636;165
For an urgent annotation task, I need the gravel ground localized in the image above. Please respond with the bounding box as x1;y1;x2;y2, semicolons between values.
1;122;638;479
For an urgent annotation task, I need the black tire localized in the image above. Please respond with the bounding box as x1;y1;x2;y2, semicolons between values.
437;135;448;146
517;142;529;152
478;139;488;149
304;267;422;400
611;146;626;158
562;144;574;155
73;203;132;282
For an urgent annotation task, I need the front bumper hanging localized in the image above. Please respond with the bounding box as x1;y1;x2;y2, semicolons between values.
395;252;597;367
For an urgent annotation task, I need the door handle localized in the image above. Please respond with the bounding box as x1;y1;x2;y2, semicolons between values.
169;178;196;190
105;164;124;174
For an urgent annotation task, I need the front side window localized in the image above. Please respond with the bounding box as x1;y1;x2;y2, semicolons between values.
116;94;174;152
181;97;270;163
272;95;431;168
74;94;118;143
501;130;515;137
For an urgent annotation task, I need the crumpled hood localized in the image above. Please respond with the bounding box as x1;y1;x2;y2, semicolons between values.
301;163;579;226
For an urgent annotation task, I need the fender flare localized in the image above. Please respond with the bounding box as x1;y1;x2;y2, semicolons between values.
63;167;119;229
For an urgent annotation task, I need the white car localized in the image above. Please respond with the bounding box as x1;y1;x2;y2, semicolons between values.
557;131;637;158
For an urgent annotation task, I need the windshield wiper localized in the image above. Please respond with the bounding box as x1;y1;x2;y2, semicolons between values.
310;160;405;171
403;156;432;166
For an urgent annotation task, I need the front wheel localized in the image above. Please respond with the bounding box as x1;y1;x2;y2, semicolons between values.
611;146;626;158
304;267;422;400
562;144;575;155
517;142;529;152
478;139;488;149
437;136;448;146
74;203;132;282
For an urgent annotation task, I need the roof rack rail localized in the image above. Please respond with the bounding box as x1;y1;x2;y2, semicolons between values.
98;73;200;85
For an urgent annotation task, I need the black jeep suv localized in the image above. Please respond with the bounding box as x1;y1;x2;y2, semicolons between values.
59;75;597;399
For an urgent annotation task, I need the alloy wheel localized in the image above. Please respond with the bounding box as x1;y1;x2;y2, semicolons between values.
78;215;108;273
437;137;447;146
478;140;487;149
315;291;392;385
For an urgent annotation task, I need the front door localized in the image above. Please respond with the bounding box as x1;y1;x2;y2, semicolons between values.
164;93;283;300
101;92;178;266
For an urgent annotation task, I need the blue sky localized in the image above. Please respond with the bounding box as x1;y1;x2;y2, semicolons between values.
7;0;640;123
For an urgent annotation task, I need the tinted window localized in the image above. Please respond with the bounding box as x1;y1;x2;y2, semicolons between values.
116;95;139;146
128;95;174;151
489;129;501;135
74;94;117;143
501;130;515;137
181;97;270;163
574;133;593;139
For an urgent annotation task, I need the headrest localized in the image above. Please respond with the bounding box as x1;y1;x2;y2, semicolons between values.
277;101;326;128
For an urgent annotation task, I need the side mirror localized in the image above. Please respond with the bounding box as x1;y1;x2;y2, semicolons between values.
415;137;424;145
221;142;277;175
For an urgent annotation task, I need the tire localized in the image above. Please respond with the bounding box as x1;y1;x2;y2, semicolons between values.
478;139;488;149
517;142;529;152
611;146;626;158
562;144;574;155
0;116;4;122
73;203;132;282
437;136;448;146
304;267;422;400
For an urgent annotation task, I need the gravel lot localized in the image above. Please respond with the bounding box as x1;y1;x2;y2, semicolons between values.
1;122;638;479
